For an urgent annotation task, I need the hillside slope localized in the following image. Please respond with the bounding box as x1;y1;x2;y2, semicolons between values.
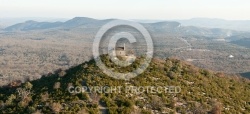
230;38;250;48
177;18;250;31
0;55;249;113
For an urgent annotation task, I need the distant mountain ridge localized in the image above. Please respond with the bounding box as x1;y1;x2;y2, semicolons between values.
4;17;250;39
176;18;250;31
4;20;63;31
4;17;98;31
4;17;250;32
0;17;68;28
61;17;105;28
4;17;181;31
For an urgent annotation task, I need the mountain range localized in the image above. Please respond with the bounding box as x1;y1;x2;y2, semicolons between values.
176;18;250;32
0;17;68;28
4;17;178;31
134;18;250;31
3;17;248;39
0;17;250;84
3;17;250;31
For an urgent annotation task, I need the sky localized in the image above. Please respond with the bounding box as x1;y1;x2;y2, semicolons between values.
0;0;250;20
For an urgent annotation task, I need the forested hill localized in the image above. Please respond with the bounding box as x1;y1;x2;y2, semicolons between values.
0;55;249;113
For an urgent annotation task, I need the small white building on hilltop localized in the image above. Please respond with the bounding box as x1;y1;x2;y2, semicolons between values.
111;43;136;63
112;43;126;57
115;47;126;56
228;55;234;58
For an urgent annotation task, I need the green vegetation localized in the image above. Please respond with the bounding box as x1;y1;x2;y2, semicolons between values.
0;55;249;113
1;18;250;86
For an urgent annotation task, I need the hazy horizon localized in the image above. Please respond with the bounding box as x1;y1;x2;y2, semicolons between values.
1;0;250;20
1;17;250;21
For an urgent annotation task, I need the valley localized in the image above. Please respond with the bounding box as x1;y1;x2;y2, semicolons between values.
0;17;250;86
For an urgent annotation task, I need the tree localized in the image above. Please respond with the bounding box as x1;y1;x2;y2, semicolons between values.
150;95;164;110
24;82;33;90
58;70;66;77
5;94;16;106
168;71;176;79
17;88;31;101
77;108;88;114
32;110;42;114
40;92;49;102
0;100;5;109
210;99;222;114
53;82;61;90
16;88;32;107
89;93;100;104
50;102;62;113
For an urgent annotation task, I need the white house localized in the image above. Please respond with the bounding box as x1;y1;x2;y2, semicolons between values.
228;55;234;58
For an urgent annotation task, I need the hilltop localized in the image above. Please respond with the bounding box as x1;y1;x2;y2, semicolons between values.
0;55;249;114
